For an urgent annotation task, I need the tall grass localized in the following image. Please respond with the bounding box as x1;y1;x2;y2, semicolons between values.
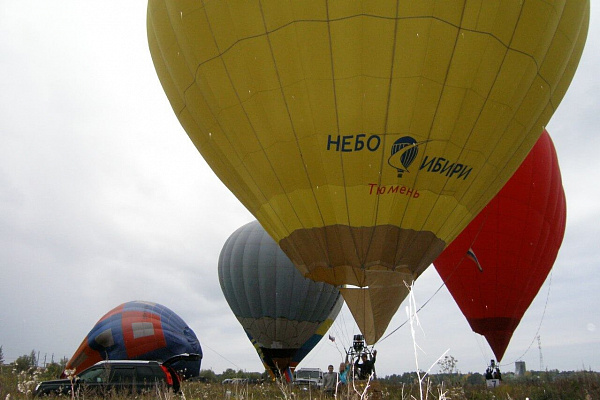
2;366;599;399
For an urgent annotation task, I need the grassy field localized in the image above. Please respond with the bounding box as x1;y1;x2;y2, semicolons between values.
2;366;599;400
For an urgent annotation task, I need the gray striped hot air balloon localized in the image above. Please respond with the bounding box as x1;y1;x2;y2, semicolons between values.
218;220;343;379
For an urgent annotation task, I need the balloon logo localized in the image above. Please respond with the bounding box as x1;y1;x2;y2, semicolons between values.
387;136;419;177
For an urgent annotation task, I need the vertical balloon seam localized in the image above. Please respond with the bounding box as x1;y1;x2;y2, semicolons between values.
363;0;402;286
243;226;260;320
294;274;314;323
330;14;370;279
222;230;240;318
252;225;268;320
519;135;563;323
508;154;538;322
379;13;460;250
557;2;591;106
382;7;519;287
217;239;235;317
518;149;552;319
445;2;569;244
303;281;328;323
219;5;317;235
256;225;271;320
325;5;353;290
425;4;534;248
188;4;297;240
533;2;589;123
230;228;250;319
272;235;291;331
260;1;332;238
391;4;465;244
448;2;587;245
515;146;565;324
247;225;262;323
498;147;533;321
322;285;343;323
283;239;305;321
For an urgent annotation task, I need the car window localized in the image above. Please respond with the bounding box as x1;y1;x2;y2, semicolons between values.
136;366;157;383
79;367;108;383
110;368;135;384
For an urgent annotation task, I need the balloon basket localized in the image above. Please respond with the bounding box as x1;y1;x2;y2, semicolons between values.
486;379;501;388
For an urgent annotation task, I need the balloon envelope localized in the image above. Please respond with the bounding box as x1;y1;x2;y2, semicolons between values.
434;130;566;361
148;0;588;343
65;301;202;378
218;220;343;378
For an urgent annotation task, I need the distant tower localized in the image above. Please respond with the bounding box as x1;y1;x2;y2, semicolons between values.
537;335;544;371
515;361;526;376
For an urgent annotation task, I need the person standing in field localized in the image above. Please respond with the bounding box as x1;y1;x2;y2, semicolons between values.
322;364;337;397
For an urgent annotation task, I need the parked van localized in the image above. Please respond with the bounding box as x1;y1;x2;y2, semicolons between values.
293;368;323;389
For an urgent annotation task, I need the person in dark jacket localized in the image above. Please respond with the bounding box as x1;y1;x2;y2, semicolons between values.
354;350;377;380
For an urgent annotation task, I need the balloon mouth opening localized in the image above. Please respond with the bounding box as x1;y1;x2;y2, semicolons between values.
344;284;369;289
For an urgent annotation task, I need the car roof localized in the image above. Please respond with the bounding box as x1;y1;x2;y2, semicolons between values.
87;353;201;369
91;360;161;367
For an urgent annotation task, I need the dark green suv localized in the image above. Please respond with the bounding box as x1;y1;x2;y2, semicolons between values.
34;354;200;396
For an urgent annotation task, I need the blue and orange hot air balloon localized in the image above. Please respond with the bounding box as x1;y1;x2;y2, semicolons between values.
64;301;202;378
148;1;588;344
434;130;566;361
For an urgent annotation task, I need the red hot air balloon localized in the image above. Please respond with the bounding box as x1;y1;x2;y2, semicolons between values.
433;130;566;362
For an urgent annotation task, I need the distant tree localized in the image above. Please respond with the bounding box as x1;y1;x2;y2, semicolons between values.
438;355;459;374
14;355;32;372
29;350;37;367
380;373;407;385
245;371;265;382
220;368;238;379
261;369;270;381
42;362;63;379
14;349;37;372
0;345;4;365
59;356;68;370
199;369;218;382
465;372;485;385
394;372;419;384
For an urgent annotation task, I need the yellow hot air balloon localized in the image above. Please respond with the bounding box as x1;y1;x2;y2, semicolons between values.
147;0;589;344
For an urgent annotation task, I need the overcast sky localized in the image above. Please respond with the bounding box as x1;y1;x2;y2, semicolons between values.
1;2;598;377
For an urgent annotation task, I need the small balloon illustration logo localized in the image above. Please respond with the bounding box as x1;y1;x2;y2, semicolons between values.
388;136;419;177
